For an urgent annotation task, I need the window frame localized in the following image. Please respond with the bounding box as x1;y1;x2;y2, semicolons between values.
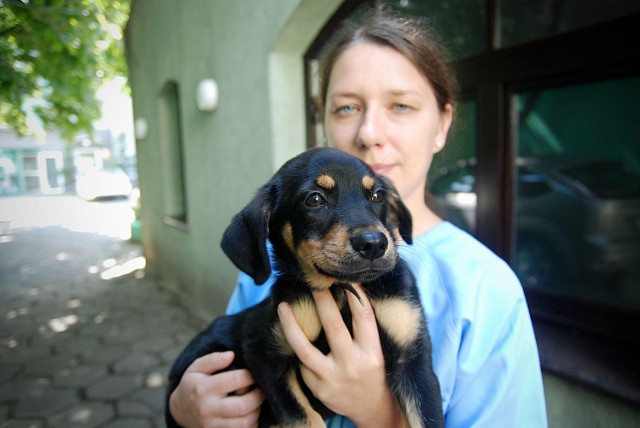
456;13;640;333
304;2;640;402
158;80;189;228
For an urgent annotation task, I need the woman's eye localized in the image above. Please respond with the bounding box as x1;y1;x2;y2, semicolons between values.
334;105;357;115
371;190;385;203
394;103;410;112
305;193;326;207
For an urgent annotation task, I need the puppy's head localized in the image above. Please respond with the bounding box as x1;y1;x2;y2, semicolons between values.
221;147;412;289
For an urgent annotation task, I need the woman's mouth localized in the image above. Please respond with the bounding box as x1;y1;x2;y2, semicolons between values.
370;164;395;176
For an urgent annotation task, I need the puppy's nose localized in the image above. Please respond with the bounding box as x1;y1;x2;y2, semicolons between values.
351;231;388;260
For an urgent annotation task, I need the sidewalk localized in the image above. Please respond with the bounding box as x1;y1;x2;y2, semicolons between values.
0;222;207;427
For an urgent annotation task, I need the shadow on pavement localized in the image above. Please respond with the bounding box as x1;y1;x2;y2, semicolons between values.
0;217;206;427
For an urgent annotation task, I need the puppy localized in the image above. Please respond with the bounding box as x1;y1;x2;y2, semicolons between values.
166;147;443;427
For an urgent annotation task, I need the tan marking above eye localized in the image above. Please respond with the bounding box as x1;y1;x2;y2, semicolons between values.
362;175;375;190
370;297;422;348
316;174;336;190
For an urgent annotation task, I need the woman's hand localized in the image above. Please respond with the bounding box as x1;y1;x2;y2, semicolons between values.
277;283;406;428
169;351;265;428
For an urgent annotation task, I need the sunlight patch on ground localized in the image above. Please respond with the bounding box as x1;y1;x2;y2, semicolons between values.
6;308;29;320
146;372;165;388
49;314;79;333
94;312;108;324
102;258;117;268
67;299;82;309
70;408;93;423
100;256;146;280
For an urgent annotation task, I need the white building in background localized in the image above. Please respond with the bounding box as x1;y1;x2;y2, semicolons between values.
0;77;136;197
0;126;120;196
0;127;67;195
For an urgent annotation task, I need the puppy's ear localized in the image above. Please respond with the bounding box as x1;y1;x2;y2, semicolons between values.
380;176;413;245
221;183;273;284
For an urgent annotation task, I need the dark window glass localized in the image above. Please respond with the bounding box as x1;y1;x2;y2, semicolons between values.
501;0;640;47
391;0;488;58
514;77;640;311
561;161;640;199
22;154;37;171
429;100;478;234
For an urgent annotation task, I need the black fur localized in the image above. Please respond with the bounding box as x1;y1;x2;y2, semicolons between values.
166;148;443;427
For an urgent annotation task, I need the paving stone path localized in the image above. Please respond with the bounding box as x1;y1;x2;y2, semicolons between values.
0;224;207;427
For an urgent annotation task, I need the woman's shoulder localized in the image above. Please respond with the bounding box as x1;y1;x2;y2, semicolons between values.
401;222;524;314
413;221;518;280
418;222;503;260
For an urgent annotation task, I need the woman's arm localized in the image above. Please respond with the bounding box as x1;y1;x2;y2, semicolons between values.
445;297;547;427
168;270;273;428
168;351;265;428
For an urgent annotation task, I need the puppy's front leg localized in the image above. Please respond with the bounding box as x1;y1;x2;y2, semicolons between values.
259;368;325;428
389;339;444;428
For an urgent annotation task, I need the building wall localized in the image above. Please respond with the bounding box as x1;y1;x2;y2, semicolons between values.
125;1;640;425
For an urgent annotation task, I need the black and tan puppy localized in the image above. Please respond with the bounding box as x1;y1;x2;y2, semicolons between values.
166;147;443;427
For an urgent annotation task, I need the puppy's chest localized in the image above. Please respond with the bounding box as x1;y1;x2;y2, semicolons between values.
271;292;423;356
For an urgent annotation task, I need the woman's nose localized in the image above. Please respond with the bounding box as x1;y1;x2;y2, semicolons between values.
356;108;384;148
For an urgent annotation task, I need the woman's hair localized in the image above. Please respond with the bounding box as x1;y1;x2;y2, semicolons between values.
318;6;459;114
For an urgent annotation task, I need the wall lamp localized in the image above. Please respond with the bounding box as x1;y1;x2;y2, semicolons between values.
134;117;148;140
196;78;219;112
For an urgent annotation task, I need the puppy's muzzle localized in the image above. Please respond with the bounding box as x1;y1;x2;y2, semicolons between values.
351;230;389;261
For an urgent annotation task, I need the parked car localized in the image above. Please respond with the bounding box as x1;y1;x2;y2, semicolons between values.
430;156;640;288
75;168;133;201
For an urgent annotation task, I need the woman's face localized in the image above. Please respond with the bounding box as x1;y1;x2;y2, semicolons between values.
324;42;452;210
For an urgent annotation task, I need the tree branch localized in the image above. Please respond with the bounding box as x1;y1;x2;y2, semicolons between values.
0;23;24;38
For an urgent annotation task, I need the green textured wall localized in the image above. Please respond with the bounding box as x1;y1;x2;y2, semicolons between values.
125;0;342;315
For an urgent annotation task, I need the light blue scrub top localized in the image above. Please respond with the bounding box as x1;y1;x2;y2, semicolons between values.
226;222;548;427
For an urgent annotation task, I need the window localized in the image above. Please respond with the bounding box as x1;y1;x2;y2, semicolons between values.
500;0;640;48
0;151;19;195
514;78;640;310
390;0;488;59
158;81;188;226
38;151;65;194
305;0;640;403
22;152;39;191
430;100;478;233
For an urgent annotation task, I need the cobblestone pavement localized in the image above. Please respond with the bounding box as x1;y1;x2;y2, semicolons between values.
0;198;207;427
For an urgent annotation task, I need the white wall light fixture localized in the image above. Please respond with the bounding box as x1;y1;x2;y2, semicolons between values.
134;117;148;140
196;78;219;112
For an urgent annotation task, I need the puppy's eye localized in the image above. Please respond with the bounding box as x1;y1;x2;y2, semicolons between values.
371;190;385;203
305;193;326;207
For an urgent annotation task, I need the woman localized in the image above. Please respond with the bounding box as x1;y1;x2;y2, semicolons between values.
169;7;547;428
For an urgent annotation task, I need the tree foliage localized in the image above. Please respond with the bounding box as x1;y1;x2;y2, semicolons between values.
0;0;130;140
